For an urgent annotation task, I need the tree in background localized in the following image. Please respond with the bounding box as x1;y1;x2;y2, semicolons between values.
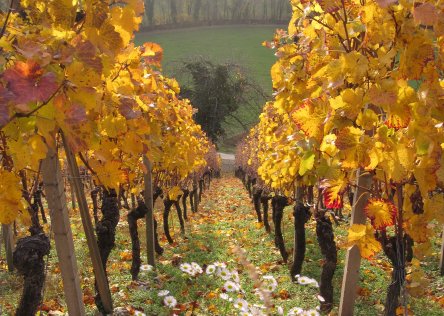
177;58;266;143
142;0;291;27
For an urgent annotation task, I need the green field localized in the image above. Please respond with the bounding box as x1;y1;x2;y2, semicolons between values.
135;25;283;150
135;25;281;92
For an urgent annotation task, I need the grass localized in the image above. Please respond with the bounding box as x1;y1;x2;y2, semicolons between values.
135;25;279;93
135;25;282;149
1;176;443;315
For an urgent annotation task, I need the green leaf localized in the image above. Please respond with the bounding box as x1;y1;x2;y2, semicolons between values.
299;151;315;176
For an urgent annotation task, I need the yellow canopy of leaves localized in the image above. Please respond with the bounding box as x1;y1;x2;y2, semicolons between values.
0;0;218;224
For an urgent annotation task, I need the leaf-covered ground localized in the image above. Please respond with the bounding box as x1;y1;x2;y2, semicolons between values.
1;175;444;315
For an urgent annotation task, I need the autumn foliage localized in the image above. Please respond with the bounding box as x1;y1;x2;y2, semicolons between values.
237;0;444;311
0;0;218;225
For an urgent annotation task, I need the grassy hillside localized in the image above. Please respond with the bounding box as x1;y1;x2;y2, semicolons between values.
135;25;282;151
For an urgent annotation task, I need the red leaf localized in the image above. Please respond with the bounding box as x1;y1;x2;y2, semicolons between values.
15;38;46;60
413;3;438;26
316;0;340;13
119;96;141;119
323;189;343;209
0;85;13;127
64;102;87;125
375;0;397;8
75;40;103;73
3;61;58;104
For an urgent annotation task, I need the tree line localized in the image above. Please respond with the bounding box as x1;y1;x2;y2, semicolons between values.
143;0;291;29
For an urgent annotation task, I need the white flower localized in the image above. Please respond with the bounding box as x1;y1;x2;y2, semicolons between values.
134;311;146;316
224;281;240;292
191;262;203;274
303;309;320;316
180;263;193;274
213;261;227;269
277;306;284;315
163;295;177;308
233;298;249;311
220;293;230;300
231;270;240;283
206;264;216;275
158;290;170;297
239;312;253;316
262;275;278;292
253;288;265;301
140;264;153;272
218;267;232;280
250;306;266;316
317;295;325;302
288;307;304;315
296;276;318;287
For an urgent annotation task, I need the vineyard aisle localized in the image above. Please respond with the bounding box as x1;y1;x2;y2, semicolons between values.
1;175;444;315
157;175;329;315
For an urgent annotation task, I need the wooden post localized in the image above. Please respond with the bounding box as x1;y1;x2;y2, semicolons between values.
62;135;113;313
41;145;85;315
143;156;156;268
339;171;373;316
1;224;14;272
69;173;77;211
440;225;444;276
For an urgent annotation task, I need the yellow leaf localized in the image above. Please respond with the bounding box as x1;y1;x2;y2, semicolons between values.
413;155;438;198
291;100;326;141
168;186;182;201
330;88;364;120
320;134;339;157
90;160;124;189
404;214;432;243
0;170;26;224
347;224;382;259
100;115;127;138
299;151;315;176
424;194;444;224
364;198;397;230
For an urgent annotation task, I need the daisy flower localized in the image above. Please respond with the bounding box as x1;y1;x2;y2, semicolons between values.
163;295;177;308
220;293;230;300
206;264;216;275
158;290;170;297
262;275;278;292
224;280;240;292
213;261;227;269
134;311;146;316
140;264;153;272
277;306;284;315
191;262;203;274
304;309;320;316
296;275;319;287
218;267;232;280
250;306;266;316
180;263;193;274
253;288;265;301
288;307;304;315
231;270;240;283
233;298;249;311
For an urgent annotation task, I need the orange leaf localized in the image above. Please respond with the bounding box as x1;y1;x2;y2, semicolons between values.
364;198;397;230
